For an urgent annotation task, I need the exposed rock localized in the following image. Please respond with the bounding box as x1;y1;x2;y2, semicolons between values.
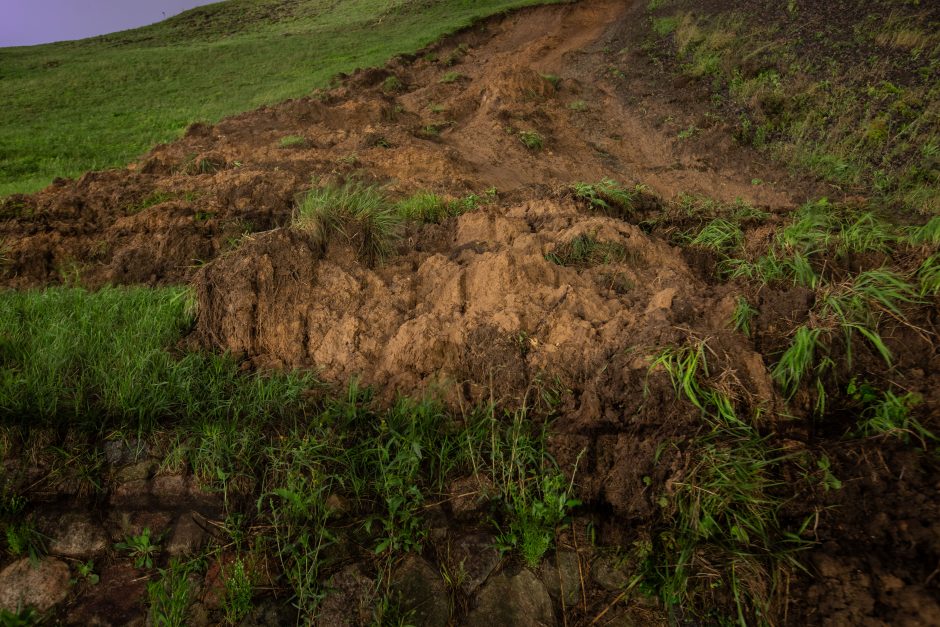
448;475;496;520
539;550;582;607
444;532;501;595
47;511;109;558
114;459;157;483
467;569;556;627
316;564;375;627
166;513;207;556
390;555;451;627
0;557;71;613
591;553;633;591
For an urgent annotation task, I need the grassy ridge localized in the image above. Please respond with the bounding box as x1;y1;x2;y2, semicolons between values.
0;0;562;196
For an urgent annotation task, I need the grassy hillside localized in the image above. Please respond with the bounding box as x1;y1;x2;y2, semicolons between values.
0;0;561;196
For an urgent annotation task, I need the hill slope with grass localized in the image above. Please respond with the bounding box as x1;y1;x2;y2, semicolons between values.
0;0;562;196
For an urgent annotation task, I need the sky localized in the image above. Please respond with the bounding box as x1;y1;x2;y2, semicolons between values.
0;0;223;47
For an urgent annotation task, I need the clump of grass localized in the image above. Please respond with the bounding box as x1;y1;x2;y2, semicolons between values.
293;181;403;263
541;73;561;89
439;71;463;84
442;43;468;66
731;296;757;337
644;340;808;622
127;191;175;214
147;558;198;627
917;254;939;296
571;178;645;216
278;135;307;148
684;218;743;253
395;191;450;223
567;99;587;111
545;234;629;267
518;130;544;151
382;75;404;93
848;379;935;447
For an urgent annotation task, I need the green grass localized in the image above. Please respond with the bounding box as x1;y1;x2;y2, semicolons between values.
0;0;564;196
278;134;307;148
518;129;544;151
571;178;647;217
731;296;757;337
0;286;310;431
293;181;403;263
438;71;464;84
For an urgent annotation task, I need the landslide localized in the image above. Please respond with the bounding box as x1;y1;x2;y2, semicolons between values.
2;0;938;624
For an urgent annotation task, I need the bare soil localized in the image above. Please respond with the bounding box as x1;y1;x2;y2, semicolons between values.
2;0;938;624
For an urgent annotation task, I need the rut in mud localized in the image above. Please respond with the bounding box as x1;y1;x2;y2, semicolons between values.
1;0;938;625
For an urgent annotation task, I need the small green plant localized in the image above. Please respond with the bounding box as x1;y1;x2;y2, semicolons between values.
279;135;307;148
442;43;468;66
74;559;100;586
518;130;544;151
567;99;587;111
685;218;743;253
731;297;757;337
917;254;939;296
677;125;698;139
115;527;160;569
439;71;463;84
127;191;174;214
293;181;403;263
222;558;254;625
815;455;842;492
541;73;561;89
771;325;823;398
148;558;196;627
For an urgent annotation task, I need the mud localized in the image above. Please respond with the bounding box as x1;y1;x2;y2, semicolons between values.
2;0;939;624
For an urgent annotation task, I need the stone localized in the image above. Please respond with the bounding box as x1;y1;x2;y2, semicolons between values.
445;532;501;596
390;555;451;627
448;475;495;520
0;557;71;612
166;513;207;556
539;550;582;607
315;564;375;627
591;553;633;591
151;474;190;500
104;439;150;466
114;459;157;483
466;569;556;627
48;512;108;558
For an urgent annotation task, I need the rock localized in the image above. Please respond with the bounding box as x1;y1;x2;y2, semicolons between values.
0;557;71;612
166;514;207;556
151;474;189;500
448;475;495;520
539;550;582;607
591;553;632;591
48;512;109;558
467;569;556;627
104;439;150;466
114;459;157;483
316;564;375;627
445;532;501;595
390;555;451;627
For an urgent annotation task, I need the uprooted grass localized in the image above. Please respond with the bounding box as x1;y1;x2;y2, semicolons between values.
644;339;810;623
545;234;630;268
293;181;403;263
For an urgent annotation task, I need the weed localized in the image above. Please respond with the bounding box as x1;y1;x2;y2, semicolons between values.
677;124;697;139
439;71;463;84
567;99;587;111
906;215;940;247
74;559;100;586
279;135;307;148
427;103;446;114
653;16;680;37
836;212;897;256
4;520;46;562
518;130;544;151
917;254;939;296
731;297;757;337
771;326;823;398
116;527;160;569
815;455;842;492
442;43;469;66
293;181;403;263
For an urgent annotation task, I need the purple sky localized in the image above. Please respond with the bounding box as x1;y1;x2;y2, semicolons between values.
0;0;223;47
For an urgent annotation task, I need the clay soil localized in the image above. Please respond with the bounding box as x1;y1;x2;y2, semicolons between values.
1;0;938;625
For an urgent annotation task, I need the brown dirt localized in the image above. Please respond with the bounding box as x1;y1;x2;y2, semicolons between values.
2;0;938;625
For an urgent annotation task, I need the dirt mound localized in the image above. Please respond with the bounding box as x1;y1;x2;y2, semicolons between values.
192;196;776;514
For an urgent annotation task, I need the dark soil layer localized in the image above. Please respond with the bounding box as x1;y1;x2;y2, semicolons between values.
1;0;938;625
